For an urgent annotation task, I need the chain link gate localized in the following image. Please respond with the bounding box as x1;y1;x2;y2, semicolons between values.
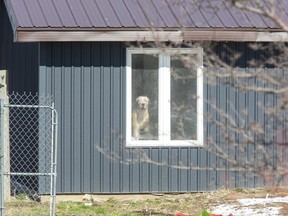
0;93;58;216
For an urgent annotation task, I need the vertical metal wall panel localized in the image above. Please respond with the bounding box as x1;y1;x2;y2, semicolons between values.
111;42;122;193
247;68;256;188
91;43;101;193
179;148;188;191
140;148;150;192
62;43;73;193
100;42;110;193
236;69;246;188
160;148;169;192
205;73;213;190
151;148;160;192
38;41;279;194
72;43;82;192
190;148;198;191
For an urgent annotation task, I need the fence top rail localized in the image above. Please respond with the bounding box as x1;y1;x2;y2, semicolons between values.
4;104;54;109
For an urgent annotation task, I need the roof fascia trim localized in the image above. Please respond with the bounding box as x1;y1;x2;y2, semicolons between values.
183;31;288;42
16;30;288;42
16;31;183;42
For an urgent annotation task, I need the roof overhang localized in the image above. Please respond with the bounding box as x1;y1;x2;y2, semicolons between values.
15;30;288;42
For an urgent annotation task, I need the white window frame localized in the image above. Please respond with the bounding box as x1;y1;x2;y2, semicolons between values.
126;48;203;147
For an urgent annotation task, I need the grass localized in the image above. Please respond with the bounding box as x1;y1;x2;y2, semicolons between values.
4;187;288;215
5;201;50;216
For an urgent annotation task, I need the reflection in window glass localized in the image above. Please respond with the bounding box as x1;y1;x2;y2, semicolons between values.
131;54;159;140
171;55;197;140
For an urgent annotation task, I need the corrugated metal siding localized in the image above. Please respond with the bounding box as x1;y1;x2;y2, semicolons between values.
5;0;287;29
38;41;282;194
0;2;39;93
39;42;215;193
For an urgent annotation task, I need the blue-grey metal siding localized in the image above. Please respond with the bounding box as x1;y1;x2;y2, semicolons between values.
38;41;278;194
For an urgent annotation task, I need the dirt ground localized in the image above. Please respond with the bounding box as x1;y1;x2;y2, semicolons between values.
7;187;288;215
57;187;288;215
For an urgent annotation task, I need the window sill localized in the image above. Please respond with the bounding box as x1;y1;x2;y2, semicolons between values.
125;140;203;148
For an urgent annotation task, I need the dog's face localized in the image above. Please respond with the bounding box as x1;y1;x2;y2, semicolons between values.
136;96;149;110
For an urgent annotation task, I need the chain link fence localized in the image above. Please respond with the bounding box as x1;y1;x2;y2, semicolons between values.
0;92;58;216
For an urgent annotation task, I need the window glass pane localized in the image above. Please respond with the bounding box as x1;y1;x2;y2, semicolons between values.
171;55;197;140
131;54;158;140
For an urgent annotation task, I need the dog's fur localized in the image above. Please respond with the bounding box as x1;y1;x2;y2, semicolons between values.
132;96;150;140
11;179;41;202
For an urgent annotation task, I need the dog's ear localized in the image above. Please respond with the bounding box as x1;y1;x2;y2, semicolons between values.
136;96;140;103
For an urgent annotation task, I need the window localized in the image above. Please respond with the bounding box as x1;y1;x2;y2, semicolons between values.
126;48;203;147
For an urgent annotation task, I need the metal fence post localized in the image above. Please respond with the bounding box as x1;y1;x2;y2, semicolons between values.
0;70;7;216
0;98;5;216
50;104;58;216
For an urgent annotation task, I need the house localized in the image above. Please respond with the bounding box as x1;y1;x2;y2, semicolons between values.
0;0;288;194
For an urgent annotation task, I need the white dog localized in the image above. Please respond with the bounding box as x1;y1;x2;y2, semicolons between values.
132;96;150;140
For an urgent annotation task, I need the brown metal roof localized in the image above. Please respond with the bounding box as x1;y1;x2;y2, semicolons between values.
5;0;288;29
4;0;288;42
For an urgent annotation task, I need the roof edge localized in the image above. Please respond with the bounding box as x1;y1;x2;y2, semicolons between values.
15;30;288;42
4;0;18;40
16;31;184;42
183;31;288;42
